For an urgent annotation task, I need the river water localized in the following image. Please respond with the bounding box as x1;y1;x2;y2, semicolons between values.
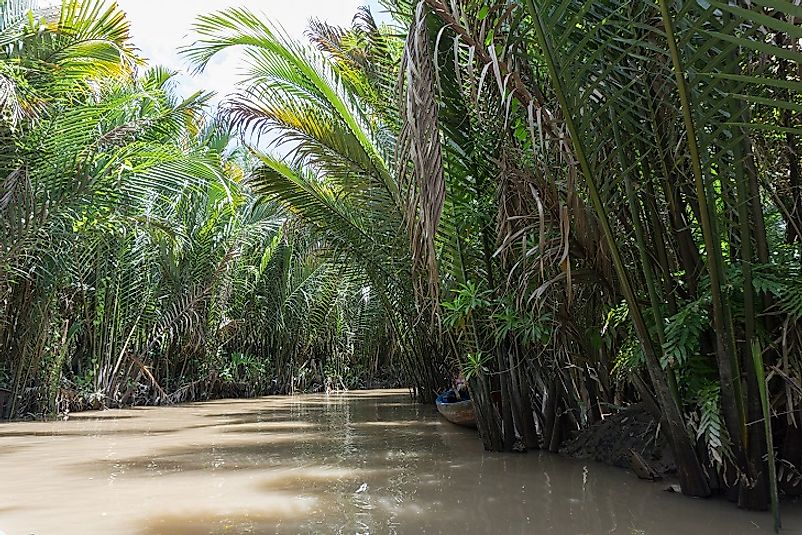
0;389;798;534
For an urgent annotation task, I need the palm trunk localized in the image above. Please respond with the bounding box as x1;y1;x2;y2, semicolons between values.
528;0;710;496
658;0;748;480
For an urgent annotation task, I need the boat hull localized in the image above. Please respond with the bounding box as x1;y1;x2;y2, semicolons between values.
435;398;477;427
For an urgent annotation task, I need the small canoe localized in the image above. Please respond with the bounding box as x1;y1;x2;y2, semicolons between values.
435;393;477;428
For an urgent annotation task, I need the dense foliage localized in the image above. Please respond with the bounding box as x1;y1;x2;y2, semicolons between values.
2;0;802;518
0;0;400;419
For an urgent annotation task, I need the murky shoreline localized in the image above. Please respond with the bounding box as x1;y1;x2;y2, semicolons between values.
0;390;798;534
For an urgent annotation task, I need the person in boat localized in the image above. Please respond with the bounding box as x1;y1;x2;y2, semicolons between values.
436;377;478;428
439;378;470;403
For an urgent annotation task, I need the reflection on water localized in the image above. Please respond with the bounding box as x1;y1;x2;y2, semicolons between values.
0;390;798;534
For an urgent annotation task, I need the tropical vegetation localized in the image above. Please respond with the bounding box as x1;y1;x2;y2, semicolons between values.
0;0;399;419
1;0;801;519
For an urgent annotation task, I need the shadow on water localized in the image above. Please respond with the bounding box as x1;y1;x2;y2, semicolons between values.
72;418;451;478
69;413;139;419
69;433;337;476
139;512;295;535
220;421;322;433
0;428;178;438
135;453;790;535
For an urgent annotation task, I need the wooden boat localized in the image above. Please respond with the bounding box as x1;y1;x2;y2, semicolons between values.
435;391;477;427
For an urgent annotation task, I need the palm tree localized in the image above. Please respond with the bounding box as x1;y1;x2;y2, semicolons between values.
184;7;449;400
388;0;802;514
1;0;413;417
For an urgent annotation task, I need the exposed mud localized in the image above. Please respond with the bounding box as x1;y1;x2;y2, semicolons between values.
560;403;676;476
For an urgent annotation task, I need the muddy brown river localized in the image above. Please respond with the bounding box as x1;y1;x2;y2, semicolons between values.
0;389;799;534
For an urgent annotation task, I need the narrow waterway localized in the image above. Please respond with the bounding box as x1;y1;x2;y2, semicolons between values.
0;389;798;534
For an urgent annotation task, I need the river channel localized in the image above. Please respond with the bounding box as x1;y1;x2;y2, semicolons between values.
0;389;798;534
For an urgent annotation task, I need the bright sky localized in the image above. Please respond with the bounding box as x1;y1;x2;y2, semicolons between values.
43;0;387;100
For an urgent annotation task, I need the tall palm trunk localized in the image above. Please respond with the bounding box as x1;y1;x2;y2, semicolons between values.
527;0;710;497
